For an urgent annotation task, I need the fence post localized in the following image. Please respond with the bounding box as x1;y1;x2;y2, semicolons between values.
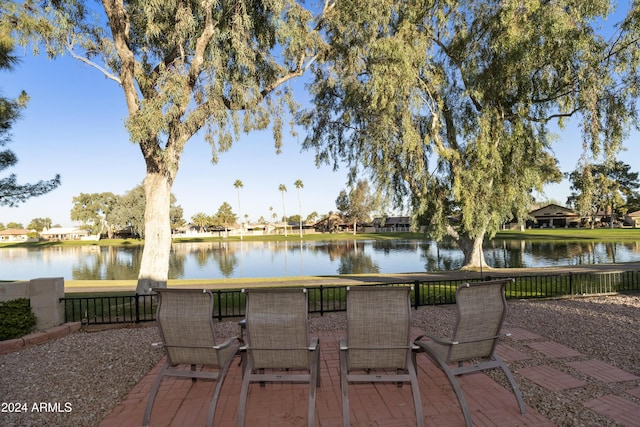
135;293;140;323
569;273;573;296
319;285;324;317
413;280;420;310
216;290;223;321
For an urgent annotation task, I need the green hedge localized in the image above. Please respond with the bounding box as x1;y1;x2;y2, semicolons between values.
0;298;37;341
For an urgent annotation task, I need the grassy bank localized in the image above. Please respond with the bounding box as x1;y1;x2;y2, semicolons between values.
0;232;425;248
495;228;640;241
64;276;325;296
3;228;640;250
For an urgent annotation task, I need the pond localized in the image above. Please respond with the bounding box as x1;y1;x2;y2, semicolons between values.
2;239;640;281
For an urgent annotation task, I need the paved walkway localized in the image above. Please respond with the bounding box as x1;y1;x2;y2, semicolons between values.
97;321;640;427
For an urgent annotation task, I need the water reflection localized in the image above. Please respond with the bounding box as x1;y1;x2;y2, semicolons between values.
335;241;379;274
1;238;640;281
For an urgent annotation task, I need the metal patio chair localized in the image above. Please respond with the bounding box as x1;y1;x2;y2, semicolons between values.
237;288;320;427
143;288;241;427
340;286;424;427
413;279;527;427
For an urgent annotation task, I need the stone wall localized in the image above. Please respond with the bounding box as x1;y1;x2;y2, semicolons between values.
0;278;65;330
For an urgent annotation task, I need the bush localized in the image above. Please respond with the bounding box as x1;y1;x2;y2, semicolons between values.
0;298;37;341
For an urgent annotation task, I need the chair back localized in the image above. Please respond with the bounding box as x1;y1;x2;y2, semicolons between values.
244;288;311;370
346;286;412;370
448;279;510;362
154;288;223;366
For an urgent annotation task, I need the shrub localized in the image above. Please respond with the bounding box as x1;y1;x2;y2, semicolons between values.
0;298;37;341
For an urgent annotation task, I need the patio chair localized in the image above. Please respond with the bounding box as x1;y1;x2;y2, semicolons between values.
143;288;241;427
340;286;424;427
237;288;320;427
413;279;527;427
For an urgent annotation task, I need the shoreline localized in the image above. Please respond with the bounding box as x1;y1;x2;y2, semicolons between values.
64;261;640;293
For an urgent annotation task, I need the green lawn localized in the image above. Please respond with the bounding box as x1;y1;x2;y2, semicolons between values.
495;228;640;241
0;232;427;249
3;229;640;250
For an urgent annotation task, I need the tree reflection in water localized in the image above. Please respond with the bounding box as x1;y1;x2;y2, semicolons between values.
3;238;640;281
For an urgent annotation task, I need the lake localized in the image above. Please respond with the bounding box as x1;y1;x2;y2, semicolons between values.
2;239;640;281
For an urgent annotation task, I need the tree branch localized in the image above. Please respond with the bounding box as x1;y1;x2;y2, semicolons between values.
66;45;121;84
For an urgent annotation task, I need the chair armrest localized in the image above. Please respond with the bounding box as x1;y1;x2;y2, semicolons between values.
213;335;243;350
339;337;347;351
449;334;504;345
414;334;452;346
309;337;320;351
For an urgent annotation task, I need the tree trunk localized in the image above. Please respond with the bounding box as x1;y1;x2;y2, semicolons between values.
135;172;172;294
457;234;489;270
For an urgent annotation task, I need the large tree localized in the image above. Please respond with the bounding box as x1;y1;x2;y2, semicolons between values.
27;217;52;231
234;179;243;240
294;178;303;238
71;185;184;238
71;192;120;237
302;0;638;269
335;180;375;235
278;183;288;236
0;30;59;207
211;201;236;236
567;160;640;227
4;0;330;292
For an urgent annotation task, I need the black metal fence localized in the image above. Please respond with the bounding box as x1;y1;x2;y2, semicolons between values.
60;269;640;325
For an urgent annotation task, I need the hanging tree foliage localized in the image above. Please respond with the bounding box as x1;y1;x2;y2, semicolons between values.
2;0;331;291
301;0;639;269
0;30;60;207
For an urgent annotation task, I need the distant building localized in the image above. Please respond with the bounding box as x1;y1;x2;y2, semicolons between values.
0;228;36;242
624;210;640;227
372;216;412;232
527;204;580;228
40;227;90;241
312;213;349;233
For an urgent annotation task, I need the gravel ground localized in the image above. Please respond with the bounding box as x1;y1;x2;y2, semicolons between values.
1;294;638;426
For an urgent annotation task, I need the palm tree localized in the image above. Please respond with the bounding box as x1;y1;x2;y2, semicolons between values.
234;179;243;240
269;206;277;228
278;184;287;236
191;212;209;232
294;179;304;239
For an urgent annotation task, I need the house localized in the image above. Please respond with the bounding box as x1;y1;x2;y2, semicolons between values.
372;216;412;232
312;213;350;233
40;227;91;241
527;204;581;228
0;228;36;242
624;210;640;227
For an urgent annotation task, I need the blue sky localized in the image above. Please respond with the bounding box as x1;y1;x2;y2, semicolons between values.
1;26;639;228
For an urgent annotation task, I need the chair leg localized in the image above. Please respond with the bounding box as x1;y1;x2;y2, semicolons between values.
406;352;425;427
339;349;350;427
142;360;170;427
497;358;527;415
206;354;236;427
444;368;473;427
308;348;319;427
236;359;253;427
316;344;321;387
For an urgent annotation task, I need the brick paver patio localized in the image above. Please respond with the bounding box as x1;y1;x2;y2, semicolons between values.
100;328;552;427
99;325;639;426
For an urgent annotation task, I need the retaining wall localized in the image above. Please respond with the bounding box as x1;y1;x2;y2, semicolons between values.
0;277;65;330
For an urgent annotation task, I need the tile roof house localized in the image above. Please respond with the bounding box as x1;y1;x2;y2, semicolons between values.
372;216;412;232
527;204;580;228
0;228;35;242
39;227;90;241
624;210;640;227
